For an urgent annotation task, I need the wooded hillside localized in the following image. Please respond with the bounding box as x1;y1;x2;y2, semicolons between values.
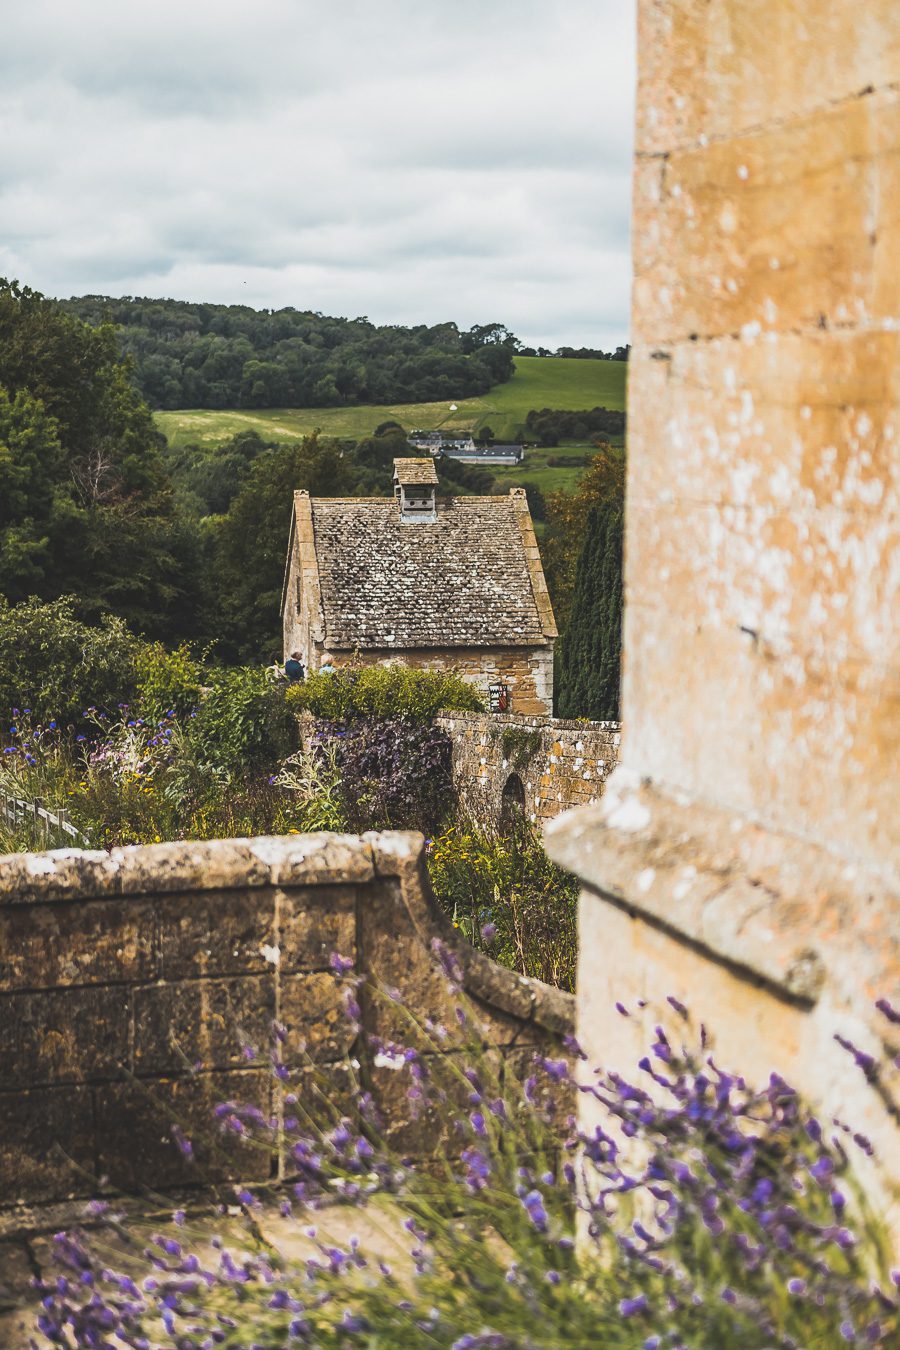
58;296;519;410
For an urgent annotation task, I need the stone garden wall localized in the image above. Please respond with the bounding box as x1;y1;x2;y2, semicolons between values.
436;711;620;828
0;833;572;1239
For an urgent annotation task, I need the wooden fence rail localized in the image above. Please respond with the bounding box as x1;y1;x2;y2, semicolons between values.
0;792;91;849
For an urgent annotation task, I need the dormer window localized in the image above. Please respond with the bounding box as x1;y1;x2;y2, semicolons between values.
392;457;438;522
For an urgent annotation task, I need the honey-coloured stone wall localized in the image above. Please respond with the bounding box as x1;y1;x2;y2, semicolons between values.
437;711;620;827
628;0;900;868
547;0;900;1251
0;834;571;1229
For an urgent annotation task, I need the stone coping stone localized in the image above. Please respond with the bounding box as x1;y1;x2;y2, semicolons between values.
0;832;575;1038
0;833;385;904
545;767;899;1049
437;711;621;733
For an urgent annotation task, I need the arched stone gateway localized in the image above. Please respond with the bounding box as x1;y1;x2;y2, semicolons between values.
499;772;526;833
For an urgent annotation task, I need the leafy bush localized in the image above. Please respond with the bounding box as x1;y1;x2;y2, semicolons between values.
192;666;296;776
133;641;203;723
0;595;140;727
0;664;302;851
30;973;900;1348
287;664;483;723
273;742;348;832
428;819;579;990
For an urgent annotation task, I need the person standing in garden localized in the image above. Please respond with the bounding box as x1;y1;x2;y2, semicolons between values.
284;651;305;682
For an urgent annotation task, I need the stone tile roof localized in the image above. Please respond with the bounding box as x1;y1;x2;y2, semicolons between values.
310;495;551;649
393;457;438;485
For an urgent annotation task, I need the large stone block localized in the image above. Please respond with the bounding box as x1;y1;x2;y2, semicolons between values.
627;499;899;667
637;1;900;154
277;885;356;971
0;899;155;992
634;89;900;343
357;879;531;1052
0;987;130;1090
628;332;900;518
280;971;357;1062
0;1086;95;1204
622;604;899;872
94;1070;272;1190
134;976;276;1076
156;888;276;979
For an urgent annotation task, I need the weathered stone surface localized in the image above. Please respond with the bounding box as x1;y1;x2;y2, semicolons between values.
0;899;155;991
637;1;900;154
502;1045;576;1129
249;836;375;887
0;849;124;905
628;331;900;517
113;839;271;896
94;1070;272;1190
157;888;276;979
280;1062;358;1161
0;987;130;1089
278;885;356;970
635;89;900;342
280;972;356;1062
0;1087;95;1204
552;0;900;1253
0;1242;34;1307
369;1050;501;1159
134;977;276;1076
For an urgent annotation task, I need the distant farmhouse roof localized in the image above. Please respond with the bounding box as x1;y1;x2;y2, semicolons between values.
284;487;556;651
441;443;524;464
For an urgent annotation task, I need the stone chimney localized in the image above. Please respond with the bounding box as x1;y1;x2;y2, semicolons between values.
393;457;438;522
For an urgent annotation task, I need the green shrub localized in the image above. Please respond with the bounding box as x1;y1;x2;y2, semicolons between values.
427;818;579;990
286;663;483;723
191;666;296;776
133;641;203;723
0;595;139;727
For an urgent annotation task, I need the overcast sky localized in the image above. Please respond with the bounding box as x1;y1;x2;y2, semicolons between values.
1;0;636;350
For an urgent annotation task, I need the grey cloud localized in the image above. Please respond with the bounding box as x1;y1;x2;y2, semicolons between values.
2;0;636;349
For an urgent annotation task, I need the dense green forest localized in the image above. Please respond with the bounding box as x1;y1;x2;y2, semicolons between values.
58;295;521;410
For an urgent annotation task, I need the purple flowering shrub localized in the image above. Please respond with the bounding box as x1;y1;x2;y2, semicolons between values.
29;966;899;1349
314;715;455;834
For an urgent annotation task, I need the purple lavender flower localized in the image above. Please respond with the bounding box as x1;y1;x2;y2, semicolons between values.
521;1189;548;1232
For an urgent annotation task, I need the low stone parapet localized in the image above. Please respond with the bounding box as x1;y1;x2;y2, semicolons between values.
0;833;572;1232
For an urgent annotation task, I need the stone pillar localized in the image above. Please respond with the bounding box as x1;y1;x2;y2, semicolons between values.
546;0;900;1239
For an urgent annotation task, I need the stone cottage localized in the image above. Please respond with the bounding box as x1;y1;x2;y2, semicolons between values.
281;459;557;714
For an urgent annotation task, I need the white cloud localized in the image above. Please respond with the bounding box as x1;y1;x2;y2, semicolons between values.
1;0;636;349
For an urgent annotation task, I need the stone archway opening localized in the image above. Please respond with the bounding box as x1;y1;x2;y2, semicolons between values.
499;772;526;834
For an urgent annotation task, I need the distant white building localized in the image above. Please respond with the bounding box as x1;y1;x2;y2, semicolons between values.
441;444;524;466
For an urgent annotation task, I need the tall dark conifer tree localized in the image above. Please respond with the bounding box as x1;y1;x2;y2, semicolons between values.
556;502;623;720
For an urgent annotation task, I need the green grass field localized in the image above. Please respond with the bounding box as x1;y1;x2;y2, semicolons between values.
155;356;627;451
